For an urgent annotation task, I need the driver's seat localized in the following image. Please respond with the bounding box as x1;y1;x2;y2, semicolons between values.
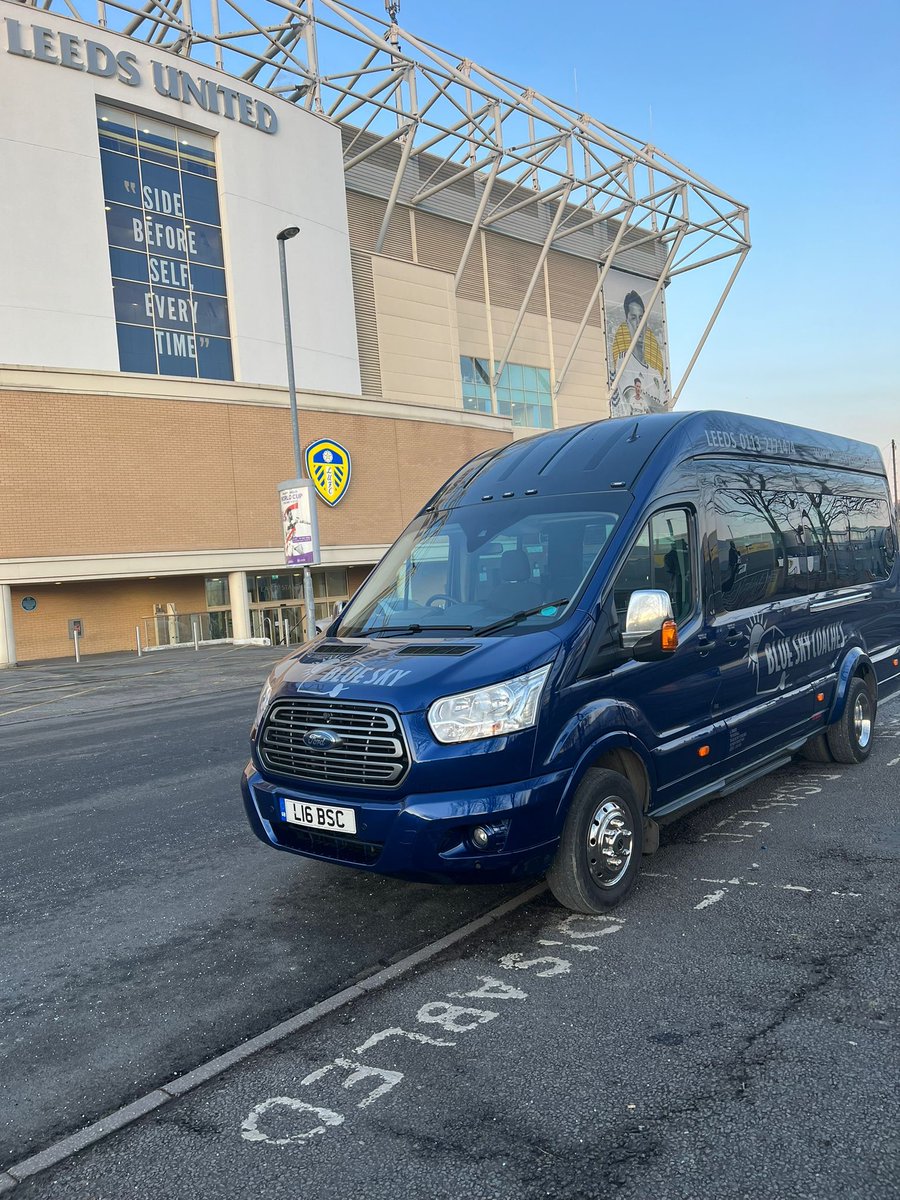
489;549;542;613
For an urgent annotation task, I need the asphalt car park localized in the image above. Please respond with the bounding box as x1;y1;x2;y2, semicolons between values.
1;651;897;1197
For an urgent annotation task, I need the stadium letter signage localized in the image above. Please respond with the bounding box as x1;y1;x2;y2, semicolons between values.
2;17;278;134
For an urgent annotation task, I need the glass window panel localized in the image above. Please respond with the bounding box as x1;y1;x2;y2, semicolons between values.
156;331;198;376
148;254;191;290
112;279;153;327
101;151;141;207
137;117;178;167
205;576;229;607
189;263;227;296
140;211;189;260
325;569;349;597
116;323;157;374
714;489;785;611
474;358;491;385
178;134;217;177
181;172;221;226
195;335;233;380
138;161;183;218
109;247;149;283
496;397;511;416
98;106;137;156
460;356;475;383
186;221;225;267
539;408;554;428
312;571;327;598
106;202;148;252
536;367;551;392
508;363;524;389
193;294;230;338
148;285;195;332
525;404;540;427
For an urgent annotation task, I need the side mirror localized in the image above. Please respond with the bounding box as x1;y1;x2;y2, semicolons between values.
623;589;678;661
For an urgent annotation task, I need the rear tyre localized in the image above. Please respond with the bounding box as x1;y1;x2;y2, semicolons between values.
825;675;876;765
800;732;833;763
547;768;643;913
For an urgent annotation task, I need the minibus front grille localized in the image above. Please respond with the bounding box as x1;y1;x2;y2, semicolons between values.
259;698;410;788
272;822;383;866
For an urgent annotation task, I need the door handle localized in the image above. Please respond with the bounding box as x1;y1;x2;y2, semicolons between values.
697;631;713;656
725;624;742;646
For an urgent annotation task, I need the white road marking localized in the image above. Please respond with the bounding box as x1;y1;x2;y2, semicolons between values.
416;1002;498;1034
694;888;727;910
499;952;571;976
448;976;527;1002
240;1097;344;1145
354;1027;454;1055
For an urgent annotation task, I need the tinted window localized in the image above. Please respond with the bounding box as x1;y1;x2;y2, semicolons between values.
614;509;694;624
716;487;895;609
714;490;783;611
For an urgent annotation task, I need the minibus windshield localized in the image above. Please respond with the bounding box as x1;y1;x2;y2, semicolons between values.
336;494;629;638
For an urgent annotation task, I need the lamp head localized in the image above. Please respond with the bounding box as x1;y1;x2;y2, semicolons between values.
277;226;301;241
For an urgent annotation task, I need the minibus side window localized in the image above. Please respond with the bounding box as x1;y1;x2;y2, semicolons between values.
714;490;784;611
614;509;694;626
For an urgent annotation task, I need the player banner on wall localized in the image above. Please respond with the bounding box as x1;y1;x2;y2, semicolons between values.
602;270;672;417
279;480;320;567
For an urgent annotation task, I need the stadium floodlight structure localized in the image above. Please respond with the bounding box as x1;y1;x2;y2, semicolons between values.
23;0;751;405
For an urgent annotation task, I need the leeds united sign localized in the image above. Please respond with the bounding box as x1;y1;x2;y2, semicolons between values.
3;17;278;134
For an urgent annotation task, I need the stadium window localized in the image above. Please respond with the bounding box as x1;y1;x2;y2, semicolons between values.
459;357;553;427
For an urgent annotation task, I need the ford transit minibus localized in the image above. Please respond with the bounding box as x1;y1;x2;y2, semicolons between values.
242;411;900;912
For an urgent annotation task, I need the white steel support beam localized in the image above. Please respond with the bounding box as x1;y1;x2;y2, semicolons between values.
493;181;574;386
671;248;749;404
553;209;636;397
454;153;502;289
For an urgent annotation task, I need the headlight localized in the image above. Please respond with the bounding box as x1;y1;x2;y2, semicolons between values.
254;677;273;728
427;664;551;744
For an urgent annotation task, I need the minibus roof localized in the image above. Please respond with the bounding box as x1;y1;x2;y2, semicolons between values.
424;411;885;512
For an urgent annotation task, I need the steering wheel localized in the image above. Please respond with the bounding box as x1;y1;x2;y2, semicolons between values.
425;593;460;609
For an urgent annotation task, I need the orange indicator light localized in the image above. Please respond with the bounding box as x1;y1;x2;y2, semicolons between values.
698;745;710;758
816;692;825;702
893;658;899;668
661;619;679;653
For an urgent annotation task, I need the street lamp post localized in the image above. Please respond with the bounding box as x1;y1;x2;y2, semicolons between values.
277;226;318;643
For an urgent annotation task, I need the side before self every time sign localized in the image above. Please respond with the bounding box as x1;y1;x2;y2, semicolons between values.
3;17;278;135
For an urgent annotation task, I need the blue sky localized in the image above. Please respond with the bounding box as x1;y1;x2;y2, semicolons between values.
401;0;900;467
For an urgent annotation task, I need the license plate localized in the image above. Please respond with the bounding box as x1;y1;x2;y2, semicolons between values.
279;797;357;836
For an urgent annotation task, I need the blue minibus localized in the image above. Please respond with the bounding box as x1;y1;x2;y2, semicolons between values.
242;411;900;911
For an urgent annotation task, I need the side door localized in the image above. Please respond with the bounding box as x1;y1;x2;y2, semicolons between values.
604;502;727;812
709;480;826;767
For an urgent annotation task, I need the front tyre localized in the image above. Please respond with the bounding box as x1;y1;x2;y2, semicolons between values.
826;675;876;764
547;768;643;913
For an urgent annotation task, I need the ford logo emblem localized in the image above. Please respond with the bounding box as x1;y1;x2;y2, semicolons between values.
304;729;340;751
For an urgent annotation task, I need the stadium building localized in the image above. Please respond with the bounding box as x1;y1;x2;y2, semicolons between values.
0;0;750;664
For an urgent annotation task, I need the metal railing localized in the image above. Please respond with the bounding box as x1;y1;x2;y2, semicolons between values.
140;610;233;650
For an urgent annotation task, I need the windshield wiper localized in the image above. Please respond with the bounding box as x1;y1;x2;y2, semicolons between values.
363;623;476;637
475;599;569;638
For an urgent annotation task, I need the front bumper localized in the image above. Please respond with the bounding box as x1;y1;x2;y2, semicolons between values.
241;764;568;884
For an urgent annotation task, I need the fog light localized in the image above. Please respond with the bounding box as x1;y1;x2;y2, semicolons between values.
472;826;490;850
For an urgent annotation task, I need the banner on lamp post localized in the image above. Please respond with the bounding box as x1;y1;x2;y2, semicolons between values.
278;479;321;567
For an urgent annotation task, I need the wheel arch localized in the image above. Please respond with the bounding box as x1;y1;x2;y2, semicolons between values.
829;648;877;725
557;733;655;825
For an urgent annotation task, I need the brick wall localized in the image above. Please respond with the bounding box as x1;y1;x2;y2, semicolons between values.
0;391;508;558
11;577;207;661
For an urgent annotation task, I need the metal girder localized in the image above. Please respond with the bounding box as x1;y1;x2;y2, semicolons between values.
33;0;750;387
553;209;637;397
492;181;574;387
